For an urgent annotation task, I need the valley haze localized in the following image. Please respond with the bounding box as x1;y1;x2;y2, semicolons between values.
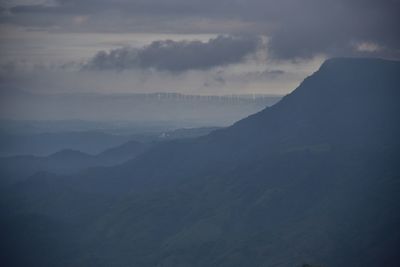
1;57;400;267
0;0;400;267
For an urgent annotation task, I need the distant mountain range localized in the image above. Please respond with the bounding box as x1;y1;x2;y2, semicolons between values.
0;126;220;156
1;58;399;267
0;127;220;182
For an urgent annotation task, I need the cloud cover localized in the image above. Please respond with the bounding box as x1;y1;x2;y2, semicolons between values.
83;35;262;71
1;0;399;60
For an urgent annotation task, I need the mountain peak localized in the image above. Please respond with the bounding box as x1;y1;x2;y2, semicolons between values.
221;57;400;150
320;57;399;68
274;57;399;101
315;57;400;84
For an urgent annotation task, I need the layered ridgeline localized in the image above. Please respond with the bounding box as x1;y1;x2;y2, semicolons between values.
2;58;400;267
0;127;220;183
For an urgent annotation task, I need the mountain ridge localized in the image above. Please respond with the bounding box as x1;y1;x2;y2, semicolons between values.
2;57;400;267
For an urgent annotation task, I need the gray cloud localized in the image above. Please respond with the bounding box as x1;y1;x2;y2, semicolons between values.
266;0;400;59
83;35;262;72
1;0;399;60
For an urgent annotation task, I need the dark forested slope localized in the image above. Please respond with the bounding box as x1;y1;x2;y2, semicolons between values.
2;58;400;267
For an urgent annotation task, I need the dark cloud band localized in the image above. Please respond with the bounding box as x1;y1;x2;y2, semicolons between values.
83;35;262;72
1;0;399;60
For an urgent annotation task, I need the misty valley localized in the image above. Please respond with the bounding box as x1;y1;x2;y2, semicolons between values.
0;58;399;267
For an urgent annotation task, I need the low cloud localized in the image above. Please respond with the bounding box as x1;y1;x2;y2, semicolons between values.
82;35;262;72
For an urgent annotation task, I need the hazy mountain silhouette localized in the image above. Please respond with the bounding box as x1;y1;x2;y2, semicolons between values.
0;131;134;156
0;126;222;157
1;58;399;267
0;127;220;183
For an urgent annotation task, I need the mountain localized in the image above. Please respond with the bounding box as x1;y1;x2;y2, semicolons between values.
97;140;154;162
0;131;134;156
0;141;153;184
0;125;221;157
0;127;220;183
1;58;400;267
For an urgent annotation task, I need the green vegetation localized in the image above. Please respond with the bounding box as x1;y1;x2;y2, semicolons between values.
1;58;400;267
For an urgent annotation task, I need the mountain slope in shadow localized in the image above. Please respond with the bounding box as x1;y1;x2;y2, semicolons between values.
0;141;152;185
0;127;220;184
2;58;400;267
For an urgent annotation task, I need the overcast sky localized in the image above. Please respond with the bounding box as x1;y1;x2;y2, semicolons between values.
0;0;399;95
